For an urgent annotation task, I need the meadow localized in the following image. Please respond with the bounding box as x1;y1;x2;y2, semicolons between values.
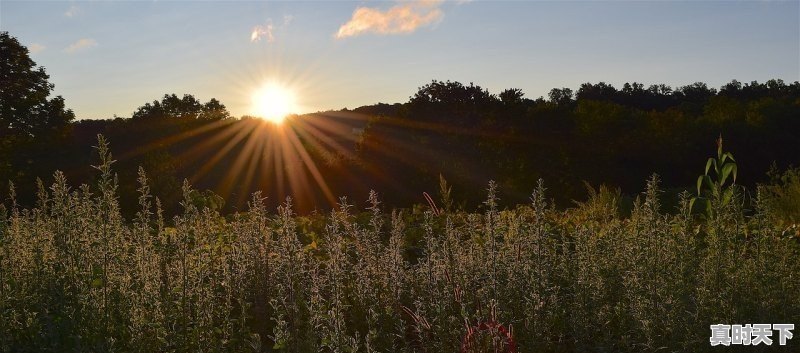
1;136;798;353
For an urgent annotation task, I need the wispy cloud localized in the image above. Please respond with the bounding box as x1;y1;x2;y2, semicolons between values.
29;43;46;54
335;0;444;39
64;38;97;53
64;4;80;18
250;15;293;43
251;23;275;43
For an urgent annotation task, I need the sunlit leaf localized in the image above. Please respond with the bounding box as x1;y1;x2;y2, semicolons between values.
721;163;734;185
723;152;736;163
703;175;713;190
705;158;715;175
697;175;704;195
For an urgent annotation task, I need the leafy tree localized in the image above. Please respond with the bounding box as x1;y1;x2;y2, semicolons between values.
199;98;232;120
0;31;74;137
675;82;716;103
406;80;498;128
719;79;744;99
576;82;617;101
547;87;573;106
499;88;524;105
411;81;495;106
647;83;673;96
131;93;230;120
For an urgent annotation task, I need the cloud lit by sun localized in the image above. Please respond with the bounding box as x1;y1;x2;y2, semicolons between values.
335;0;444;38
250;83;296;124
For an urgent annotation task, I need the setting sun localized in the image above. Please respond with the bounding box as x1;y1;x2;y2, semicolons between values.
251;83;296;124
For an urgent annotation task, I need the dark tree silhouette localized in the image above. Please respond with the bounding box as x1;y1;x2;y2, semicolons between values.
131;93;231;121
0;31;74;137
499;88;524;105
576;82;618;102
1;32;76;206
548;87;574;106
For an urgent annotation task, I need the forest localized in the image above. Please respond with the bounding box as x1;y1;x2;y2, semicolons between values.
2;31;800;352
3;29;800;216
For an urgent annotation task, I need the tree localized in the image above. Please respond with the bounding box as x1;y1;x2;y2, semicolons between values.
409;80;495;106
675;82;716;103
0;31;74;137
499;88;524;105
131;93;230;120
576;82;618;102
406;80;498;125
199;98;232;120
548;87;573;106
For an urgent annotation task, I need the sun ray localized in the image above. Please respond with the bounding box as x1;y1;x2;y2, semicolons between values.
284;124;337;207
116;118;233;163
177;120;245;168
219;122;268;199
234;133;267;207
188;122;254;184
290;120;354;162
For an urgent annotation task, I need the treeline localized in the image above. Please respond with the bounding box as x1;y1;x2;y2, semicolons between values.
3;32;800;216
356;79;800;209
3;78;799;216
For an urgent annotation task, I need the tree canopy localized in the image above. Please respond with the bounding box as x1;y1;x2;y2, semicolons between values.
2;33;799;215
0;31;74;137
131;93;231;121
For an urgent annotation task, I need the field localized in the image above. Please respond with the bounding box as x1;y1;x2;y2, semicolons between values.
1;138;798;353
3;2;800;351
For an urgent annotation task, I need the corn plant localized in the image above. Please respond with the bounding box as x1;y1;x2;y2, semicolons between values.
691;135;738;217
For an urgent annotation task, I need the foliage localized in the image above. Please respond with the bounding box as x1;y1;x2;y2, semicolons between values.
131;94;231;121
691;136;738;217
760;165;800;228
0;31;74;137
1;137;799;352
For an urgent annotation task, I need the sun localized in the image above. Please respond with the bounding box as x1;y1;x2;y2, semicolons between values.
251;83;296;124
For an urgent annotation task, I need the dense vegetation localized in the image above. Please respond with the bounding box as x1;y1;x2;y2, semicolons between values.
1;137;799;352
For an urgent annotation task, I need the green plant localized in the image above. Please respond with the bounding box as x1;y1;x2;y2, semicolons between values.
691;135;738;217
761;165;800;227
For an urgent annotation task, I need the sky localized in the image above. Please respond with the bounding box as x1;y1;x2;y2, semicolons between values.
1;0;798;120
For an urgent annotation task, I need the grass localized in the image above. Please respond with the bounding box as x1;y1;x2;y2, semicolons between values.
1;136;798;353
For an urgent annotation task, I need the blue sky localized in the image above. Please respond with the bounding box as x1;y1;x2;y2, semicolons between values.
2;0;798;119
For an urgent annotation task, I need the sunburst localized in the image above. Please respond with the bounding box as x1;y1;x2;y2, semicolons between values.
251;83;296;124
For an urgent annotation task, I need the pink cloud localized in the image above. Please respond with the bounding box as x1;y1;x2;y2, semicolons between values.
336;1;444;39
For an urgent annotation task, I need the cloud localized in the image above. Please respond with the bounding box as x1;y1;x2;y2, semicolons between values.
250;15;293;43
335;1;444;39
64;38;97;53
251;23;275;42
29;43;46;54
64;4;79;17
